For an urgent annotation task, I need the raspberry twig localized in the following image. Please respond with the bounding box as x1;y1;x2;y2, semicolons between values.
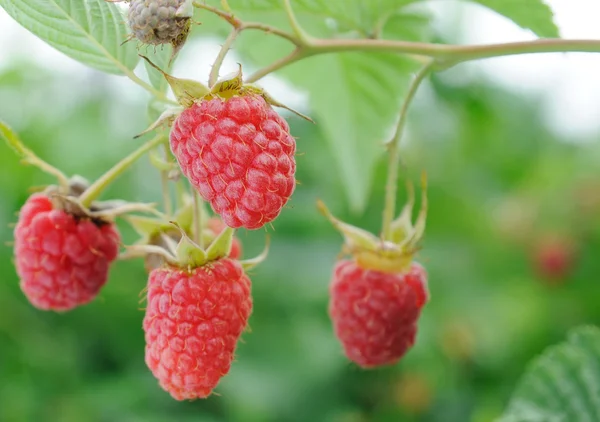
192;2;300;45
248;39;600;82
381;61;435;241
79;134;168;207
209;28;241;87
0;120;70;188
220;0;232;13
245;49;306;83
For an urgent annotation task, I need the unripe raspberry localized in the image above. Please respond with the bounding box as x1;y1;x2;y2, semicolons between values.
170;93;296;230
329;260;428;368
143;258;252;400
128;0;190;45
14;193;121;311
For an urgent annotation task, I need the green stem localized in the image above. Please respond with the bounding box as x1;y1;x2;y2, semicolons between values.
282;0;312;44
220;0;232;13
0;120;70;188
192;2;299;45
175;177;187;209
160;143;173;218
249;38;600;82
246;48;307;83
309;38;600;62
381;61;434;241
79;134;167;207
197;1;600;82
192;190;204;249
209;28;241;87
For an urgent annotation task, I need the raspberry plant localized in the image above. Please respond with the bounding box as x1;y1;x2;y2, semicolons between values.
1;0;600;417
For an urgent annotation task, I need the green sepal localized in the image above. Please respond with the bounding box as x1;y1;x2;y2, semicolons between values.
317;200;380;251
240;236;270;271
172;195;196;233
134;108;181;139
247;85;314;123
205;225;235;262
389;181;415;244
174;224;208;267
393;171;428;250
140;55;209;108
210;65;244;95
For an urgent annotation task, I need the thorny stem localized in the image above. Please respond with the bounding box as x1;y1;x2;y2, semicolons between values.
194;2;240;25
381;61;435;241
209;28;241;87
79;134;167;207
0;120;70;188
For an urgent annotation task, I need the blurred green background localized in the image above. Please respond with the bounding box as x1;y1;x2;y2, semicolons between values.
2;29;600;422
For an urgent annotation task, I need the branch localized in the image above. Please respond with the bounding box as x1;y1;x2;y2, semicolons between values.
245;48;306;83
80;134;167;207
193;1;299;45
193;2;600;82
209;28;241;86
381;61;435;240
248;37;600;82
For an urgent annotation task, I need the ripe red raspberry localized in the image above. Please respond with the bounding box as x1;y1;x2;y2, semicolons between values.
170;93;296;230
207;217;242;259
143;258;252;400
14;193;121;311
329;260;429;368
533;235;576;282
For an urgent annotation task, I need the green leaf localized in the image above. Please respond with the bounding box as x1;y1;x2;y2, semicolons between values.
0;0;139;75
499;326;600;422
468;0;559;38
283;53;419;211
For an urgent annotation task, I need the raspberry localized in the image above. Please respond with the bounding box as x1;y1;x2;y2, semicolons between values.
127;0;190;45
329;260;429;368
143;258;252;400
14;193;121;311
170;93;296;229
533;235;576;282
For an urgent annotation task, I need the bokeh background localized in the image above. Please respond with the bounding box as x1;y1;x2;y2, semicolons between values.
1;1;600;421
